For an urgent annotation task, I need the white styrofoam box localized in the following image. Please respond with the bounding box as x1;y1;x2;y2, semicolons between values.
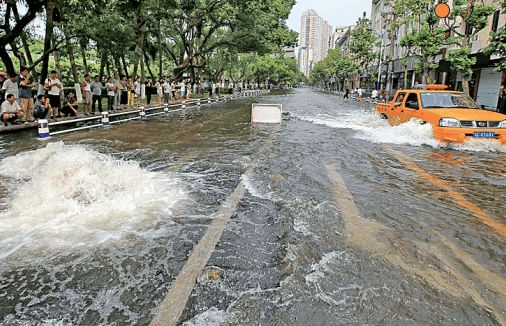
251;103;282;124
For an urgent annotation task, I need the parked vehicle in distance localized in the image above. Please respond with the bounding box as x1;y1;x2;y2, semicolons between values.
375;85;506;144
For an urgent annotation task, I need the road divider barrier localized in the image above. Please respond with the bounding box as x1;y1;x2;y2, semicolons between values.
37;119;50;140
36;90;269;137
101;111;109;126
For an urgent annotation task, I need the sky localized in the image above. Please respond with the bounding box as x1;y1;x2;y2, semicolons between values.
287;0;372;33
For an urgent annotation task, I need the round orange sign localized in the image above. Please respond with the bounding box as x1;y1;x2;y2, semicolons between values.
434;3;451;19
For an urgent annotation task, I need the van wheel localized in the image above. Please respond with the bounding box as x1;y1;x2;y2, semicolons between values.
380;114;387;120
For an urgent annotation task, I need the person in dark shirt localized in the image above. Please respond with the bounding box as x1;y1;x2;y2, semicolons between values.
33;95;49;120
61;92;79;117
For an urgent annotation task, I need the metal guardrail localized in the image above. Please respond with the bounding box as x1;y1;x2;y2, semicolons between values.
38;90;269;139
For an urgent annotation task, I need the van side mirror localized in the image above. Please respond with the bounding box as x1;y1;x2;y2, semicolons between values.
481;105;486;109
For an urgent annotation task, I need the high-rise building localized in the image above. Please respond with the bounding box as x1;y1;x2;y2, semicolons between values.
298;10;333;76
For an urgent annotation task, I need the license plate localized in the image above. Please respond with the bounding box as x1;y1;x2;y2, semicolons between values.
474;132;495;139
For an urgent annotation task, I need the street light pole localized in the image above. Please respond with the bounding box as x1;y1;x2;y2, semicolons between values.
377;33;384;91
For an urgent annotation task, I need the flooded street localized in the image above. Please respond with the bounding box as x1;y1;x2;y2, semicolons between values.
0;88;505;325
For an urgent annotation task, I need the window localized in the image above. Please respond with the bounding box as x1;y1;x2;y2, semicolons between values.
465;22;473;36
405;93;420;109
492;10;500;32
420;92;480;109
394;92;406;104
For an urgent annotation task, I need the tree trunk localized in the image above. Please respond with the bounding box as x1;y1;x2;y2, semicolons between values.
80;37;89;75
157;2;163;78
53;36;61;77
12;4;36;79
121;56;129;78
38;0;56;94
66;35;79;83
145;53;155;80
99;50;107;79
106;58;111;78
114;56;124;76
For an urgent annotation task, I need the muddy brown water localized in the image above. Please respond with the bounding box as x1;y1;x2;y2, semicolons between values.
0;88;504;325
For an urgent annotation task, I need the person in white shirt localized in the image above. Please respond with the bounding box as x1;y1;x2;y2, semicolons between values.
1;94;23;126
2;73;19;100
163;79;171;104
80;73;92;116
179;81;186;100
357;88;363;102
371;89;379;100
156;79;163;105
44;70;62;117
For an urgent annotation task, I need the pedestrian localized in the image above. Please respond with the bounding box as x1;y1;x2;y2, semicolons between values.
91;75;103;114
18;68;35;122
61;91;79;117
344;88;350;101
185;81;191;100
114;73;123;110
146;78;153;105
45;70;63;118
179;80;186;100
358;88;364;102
215;81;221;96
2;73;19;100
106;77;115;111
371;89;378;100
163;79;171;104
156;79;163;105
133;77;141;107
120;77;128;109
1;94;24;126
126;78;134;108
33;95;49;120
0;74;5;103
80;73;92;116
208;80;213;97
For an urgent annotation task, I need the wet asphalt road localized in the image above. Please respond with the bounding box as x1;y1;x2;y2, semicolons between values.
0;88;505;325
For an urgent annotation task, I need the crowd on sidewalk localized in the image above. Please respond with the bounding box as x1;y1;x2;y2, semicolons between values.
0;69;264;127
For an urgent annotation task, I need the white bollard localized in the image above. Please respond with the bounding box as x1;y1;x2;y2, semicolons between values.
164;103;169;113
37;119;50;139
198;99;201;107
182;100;186;109
101;111;109;126
139;106;146;119
208;98;211;104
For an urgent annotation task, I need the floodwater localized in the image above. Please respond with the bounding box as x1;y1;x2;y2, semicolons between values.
0;88;505;325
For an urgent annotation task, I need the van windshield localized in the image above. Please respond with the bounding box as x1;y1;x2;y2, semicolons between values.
420;92;480;109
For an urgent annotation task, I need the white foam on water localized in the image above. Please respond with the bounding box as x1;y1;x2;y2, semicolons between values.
182;307;227;326
0;142;185;261
293;110;506;153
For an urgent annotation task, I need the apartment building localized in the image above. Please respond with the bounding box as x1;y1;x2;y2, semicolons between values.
371;0;505;111
298;10;333;76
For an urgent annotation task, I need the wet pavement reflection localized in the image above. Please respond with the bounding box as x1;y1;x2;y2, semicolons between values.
0;88;504;325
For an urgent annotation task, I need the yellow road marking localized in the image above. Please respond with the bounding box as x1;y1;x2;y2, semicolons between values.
325;164;506;324
151;136;274;326
388;148;506;238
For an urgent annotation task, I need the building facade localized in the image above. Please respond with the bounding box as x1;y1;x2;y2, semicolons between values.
371;0;505;112
298;10;333;76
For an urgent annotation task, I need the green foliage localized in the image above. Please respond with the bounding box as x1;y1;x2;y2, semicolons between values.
309;49;357;85
484;0;506;71
348;16;377;70
447;47;476;78
251;56;304;85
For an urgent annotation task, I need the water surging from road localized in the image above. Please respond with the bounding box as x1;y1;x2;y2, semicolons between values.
292;105;506;153
0;142;184;262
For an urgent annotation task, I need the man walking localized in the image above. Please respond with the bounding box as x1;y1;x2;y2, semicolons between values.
18;68;35;122
45;70;62;118
91;75;103;114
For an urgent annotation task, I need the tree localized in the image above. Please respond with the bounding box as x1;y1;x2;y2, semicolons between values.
348;13;377;81
443;0;495;95
485;0;506;72
399;3;447;84
0;0;46;74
